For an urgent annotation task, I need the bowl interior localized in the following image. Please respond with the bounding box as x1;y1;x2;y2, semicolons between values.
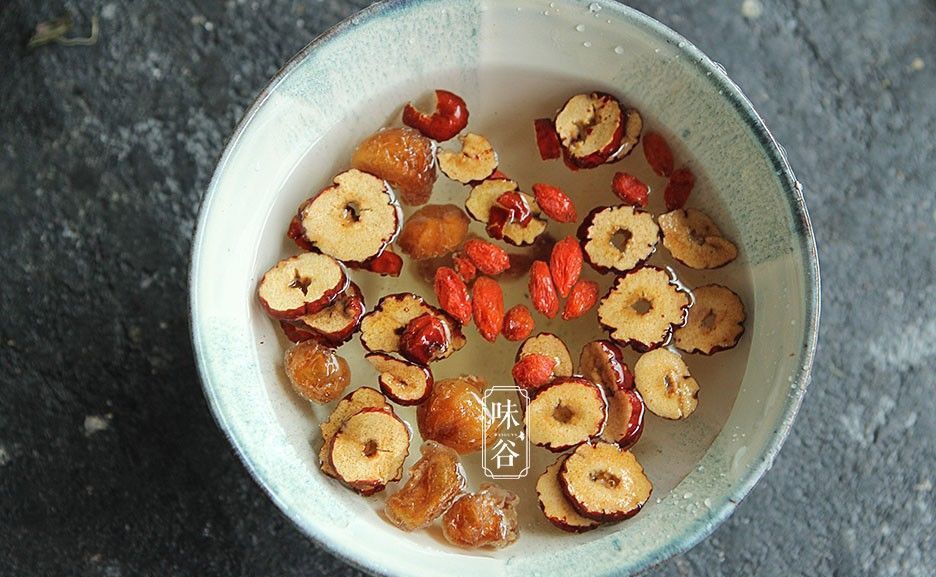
191;1;818;576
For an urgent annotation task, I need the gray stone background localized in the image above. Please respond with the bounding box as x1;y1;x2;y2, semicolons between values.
0;0;933;575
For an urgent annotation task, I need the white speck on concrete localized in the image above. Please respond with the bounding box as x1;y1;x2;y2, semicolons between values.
0;445;10;466
914;479;932;492
101;3;117;20
839;396;896;446
741;0;763;19
84;414;113;436
911;57;925;71
869;318;936;369
190;14;206;26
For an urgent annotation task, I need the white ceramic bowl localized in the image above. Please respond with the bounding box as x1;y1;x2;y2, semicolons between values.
190;1;820;576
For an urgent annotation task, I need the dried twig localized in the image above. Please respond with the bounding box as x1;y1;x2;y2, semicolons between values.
27;15;99;48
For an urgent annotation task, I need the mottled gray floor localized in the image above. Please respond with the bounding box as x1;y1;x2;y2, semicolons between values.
0;1;933;576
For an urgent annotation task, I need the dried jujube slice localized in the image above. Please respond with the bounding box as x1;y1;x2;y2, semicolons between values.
578;340;644;447
606;106;643;163
634;348;699;420
365;352;434;406
597;266;691;352
555;92;640;168
442;484;519;549
537;456;600;533
298;169;402;265
329;407;411;495
384;441;466;531
559;442;652;522
675;284;746;355
577;205;659;274
658;208;738;269
279;320;316;343
351;127;437;205
465;179;548;246
319;387;389;478
294;282;365;346
525;377;607;452
402;89;469;142
438;133;498;184
284;340;351;404
579;340;633;392
359;293;466;361
417;375;497;454
397;204;470;261
257;253;348;320
517;332;573;377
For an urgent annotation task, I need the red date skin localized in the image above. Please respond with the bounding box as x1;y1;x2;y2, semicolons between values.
534;118;561;160
403;90;469;142
496;191;534;226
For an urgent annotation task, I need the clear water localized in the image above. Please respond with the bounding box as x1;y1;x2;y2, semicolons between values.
268;65;754;553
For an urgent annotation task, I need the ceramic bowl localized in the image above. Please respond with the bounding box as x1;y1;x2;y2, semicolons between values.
190;1;820;575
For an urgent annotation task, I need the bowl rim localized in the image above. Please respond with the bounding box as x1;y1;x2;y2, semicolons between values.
189;0;820;575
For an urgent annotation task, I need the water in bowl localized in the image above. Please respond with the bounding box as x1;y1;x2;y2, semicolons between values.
262;64;753;555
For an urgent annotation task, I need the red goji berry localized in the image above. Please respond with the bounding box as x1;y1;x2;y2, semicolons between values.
452;253;477;283
511;353;556;390
502;304;535;341
464;239;511;276
549;236;583;298
612;172;649;208
471;277;504;342
532;183;578;223
562;279;599;320
664;167;696;211
434;266;472;324
529;260;559;319
643;132;674;177
361;249;403;277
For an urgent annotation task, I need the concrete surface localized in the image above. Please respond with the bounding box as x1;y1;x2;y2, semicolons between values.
0;1;933;576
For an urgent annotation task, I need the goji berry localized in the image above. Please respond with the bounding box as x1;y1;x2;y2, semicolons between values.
664;167;695;211
402;89;469;142
532;183;578;223
502;304;535;341
361;248;403;277
612;172;649;208
434;266;472;324
452;253;477;283
464;239;510;276
643;132;674;177
549;236;583;298
529;260;559;319
562;279;599;320
511;354;557;390
533;118;561;160
472;277;504;342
